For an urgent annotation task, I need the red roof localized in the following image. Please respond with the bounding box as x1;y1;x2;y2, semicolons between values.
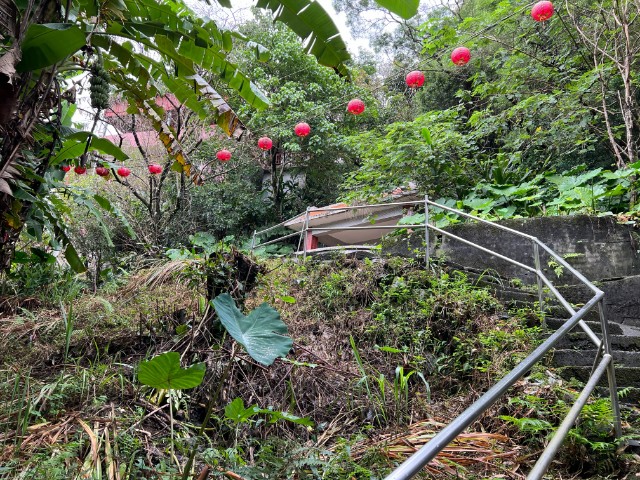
104;124;218;150
104;131;160;149
104;94;180;118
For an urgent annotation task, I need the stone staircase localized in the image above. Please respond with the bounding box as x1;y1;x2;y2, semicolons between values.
434;258;640;399
472;271;640;402
544;289;640;401
385;214;640;401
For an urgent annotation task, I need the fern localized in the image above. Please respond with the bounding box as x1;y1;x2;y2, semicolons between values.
499;415;553;434
617;386;634;399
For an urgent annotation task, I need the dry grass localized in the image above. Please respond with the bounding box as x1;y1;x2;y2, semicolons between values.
0;256;554;479
346;417;524;478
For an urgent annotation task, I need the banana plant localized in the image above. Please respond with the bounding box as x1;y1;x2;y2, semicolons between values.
0;0;415;272
0;0;325;271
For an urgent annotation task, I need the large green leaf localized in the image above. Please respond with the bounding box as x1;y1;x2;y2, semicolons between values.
67;132;130;160
138;352;206;390
50;132;129;165
256;0;350;77
374;0;419;19
17;23;86;72
212;293;292;366
64;243;87;273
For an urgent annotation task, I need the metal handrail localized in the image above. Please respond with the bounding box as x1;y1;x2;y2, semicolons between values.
251;197;623;479
385;292;603;480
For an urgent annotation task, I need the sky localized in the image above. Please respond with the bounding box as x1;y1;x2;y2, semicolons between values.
206;0;371;55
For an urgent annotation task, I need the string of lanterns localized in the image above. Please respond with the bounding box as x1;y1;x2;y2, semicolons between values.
60;163;158;177
246;1;554;151
60;1;554;177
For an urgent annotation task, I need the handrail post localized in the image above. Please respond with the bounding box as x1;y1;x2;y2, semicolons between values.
532;240;545;317
598;300;622;438
302;207;311;261
250;230;256;252
424;195;429;268
527;354;612;479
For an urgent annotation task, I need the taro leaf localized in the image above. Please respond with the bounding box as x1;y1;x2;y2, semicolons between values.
224;397;256;424
138;351;205;390
398;213;425;225
212;293;292;366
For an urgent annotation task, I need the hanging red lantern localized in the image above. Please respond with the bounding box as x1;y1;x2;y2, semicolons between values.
148;164;162;175
216;149;232;162
61;165;71;172
531;0;554;21
294;122;311;137
117;166;131;177
95;166;110;177
347;99;365;115
74;166;87;175
451;47;471;66
405;70;425;88
258;137;273;150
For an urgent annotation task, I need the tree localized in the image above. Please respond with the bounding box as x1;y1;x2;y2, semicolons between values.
0;0;418;273
103;94;215;249
340;0;640;204
565;0;640;169
233;14;375;219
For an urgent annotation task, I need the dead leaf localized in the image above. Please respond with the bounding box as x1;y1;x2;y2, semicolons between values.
0;45;20;84
0;178;12;196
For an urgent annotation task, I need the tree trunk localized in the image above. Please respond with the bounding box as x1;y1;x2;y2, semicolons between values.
0;0;61;274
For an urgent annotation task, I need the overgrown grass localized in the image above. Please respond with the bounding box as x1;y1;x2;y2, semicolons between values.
0;255;637;479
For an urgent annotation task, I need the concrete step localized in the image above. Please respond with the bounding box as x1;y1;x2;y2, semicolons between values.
552;350;640;368
553;333;640;351
557;365;640;387
544;304;601;322
545;318;624;335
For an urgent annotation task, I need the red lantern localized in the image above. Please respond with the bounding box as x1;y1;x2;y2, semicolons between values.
148;164;162;175
451;47;471;66
95;166;110;177
74;166;87;175
258;137;273;150
294;122;311;137
117;166;131;177
61;165;71;172
405;71;425;88
347;99;365;115
531;0;554;21
216;149;232;162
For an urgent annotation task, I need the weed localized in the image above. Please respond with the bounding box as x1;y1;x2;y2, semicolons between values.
501;383;628;476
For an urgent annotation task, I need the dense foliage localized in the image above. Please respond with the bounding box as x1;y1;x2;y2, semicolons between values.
339;0;640;214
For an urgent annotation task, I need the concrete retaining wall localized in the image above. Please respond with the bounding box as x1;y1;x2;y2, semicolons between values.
384;215;640;284
382;215;640;325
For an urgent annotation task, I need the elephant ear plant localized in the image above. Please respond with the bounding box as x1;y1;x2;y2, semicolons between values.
212;293;293;366
139;293;294;478
138;352;206;466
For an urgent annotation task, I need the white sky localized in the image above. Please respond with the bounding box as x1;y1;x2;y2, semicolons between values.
212;0;371;55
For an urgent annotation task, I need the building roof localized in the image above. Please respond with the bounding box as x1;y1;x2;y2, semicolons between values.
284;191;421;247
104;94;180;118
